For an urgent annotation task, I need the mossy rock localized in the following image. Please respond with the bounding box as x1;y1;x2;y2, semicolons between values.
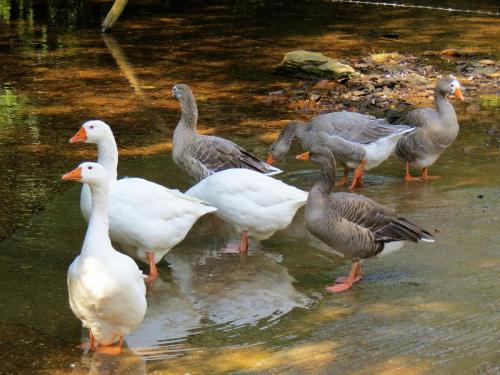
276;50;358;79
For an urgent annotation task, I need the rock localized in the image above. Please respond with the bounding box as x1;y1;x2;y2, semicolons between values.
276;50;358;79
364;82;375;93
381;79;397;88
440;48;485;58
478;59;496;66
351;90;365;97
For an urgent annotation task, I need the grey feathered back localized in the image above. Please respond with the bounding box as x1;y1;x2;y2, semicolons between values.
389;77;461;164
270;111;413;165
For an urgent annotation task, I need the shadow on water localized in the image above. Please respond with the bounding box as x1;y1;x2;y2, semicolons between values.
0;0;499;374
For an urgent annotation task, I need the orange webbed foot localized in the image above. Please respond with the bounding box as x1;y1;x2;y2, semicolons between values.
325;282;353;293
335;274;362;284
96;338;123;356
96;345;123;356
419;175;441;181
404;175;421;182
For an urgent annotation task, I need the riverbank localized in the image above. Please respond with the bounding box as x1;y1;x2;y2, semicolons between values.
268;50;499;122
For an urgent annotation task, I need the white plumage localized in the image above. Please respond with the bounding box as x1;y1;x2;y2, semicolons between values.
64;162;146;351
361;127;415;170
186;168;308;241
70;120;217;276
80;178;217;264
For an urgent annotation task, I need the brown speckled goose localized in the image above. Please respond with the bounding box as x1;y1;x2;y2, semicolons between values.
297;146;434;293
388;75;464;181
268;112;414;190
171;84;281;182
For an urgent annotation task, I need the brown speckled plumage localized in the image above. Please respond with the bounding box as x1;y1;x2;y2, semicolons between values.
303;147;433;260
172;84;281;182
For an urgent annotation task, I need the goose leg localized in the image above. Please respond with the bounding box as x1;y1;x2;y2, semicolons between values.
336;165;350;186
326;261;361;293
89;330;95;351
96;337;124;356
419;168;441;181
404;162;420;182
145;252;158;283
348;160;366;191
335;262;363;283
335;263;363;284
238;231;249;253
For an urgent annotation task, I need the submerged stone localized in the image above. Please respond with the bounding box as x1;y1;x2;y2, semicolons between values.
440;48;487;58
276;50;358;79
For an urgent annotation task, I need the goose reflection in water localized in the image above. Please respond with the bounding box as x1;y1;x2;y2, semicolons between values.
124;276;203;360
112;235;310;360
168;238;311;329
72;346;147;375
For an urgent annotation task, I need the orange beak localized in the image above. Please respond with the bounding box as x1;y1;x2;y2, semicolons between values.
453;87;465;101
266;153;275;165
62;166;83;181
69;127;87;143
296;151;310;161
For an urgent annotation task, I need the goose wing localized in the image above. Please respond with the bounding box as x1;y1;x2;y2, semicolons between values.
345;118;414;144
331;192;432;243
386;108;434;128
312;112;411;144
186;135;281;175
311;112;374;139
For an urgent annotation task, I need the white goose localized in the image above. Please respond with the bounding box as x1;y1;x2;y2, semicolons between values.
63;162;147;355
185;169;308;252
69;120;217;280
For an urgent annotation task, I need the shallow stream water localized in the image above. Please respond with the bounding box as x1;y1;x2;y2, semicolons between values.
0;1;499;374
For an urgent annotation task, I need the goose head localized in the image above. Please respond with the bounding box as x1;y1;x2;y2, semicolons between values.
267;121;303;164
267;138;289;164
436;76;464;101
69;120;113;144
172;83;193;101
62;162;108;186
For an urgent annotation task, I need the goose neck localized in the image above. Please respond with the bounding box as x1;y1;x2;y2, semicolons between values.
435;94;458;129
97;137;118;181
277;122;299;151
82;182;112;254
434;89;454;116
317;157;337;196
179;94;198;130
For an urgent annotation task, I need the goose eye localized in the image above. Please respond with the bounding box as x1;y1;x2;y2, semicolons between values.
90;125;94;129
88;166;93;170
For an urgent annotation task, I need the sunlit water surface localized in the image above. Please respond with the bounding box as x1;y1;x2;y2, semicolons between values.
0;1;499;374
